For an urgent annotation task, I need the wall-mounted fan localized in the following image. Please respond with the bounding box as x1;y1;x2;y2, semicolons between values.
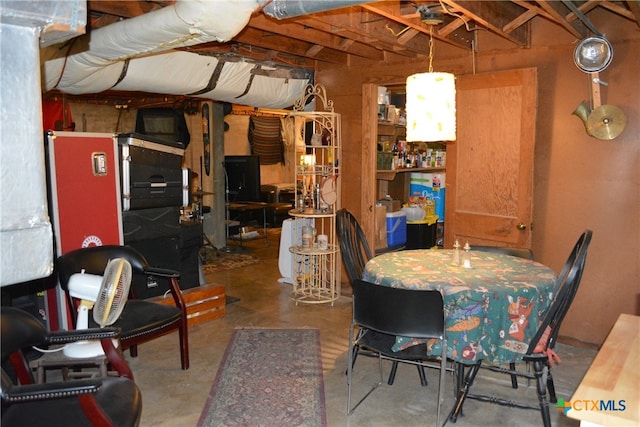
63;258;132;358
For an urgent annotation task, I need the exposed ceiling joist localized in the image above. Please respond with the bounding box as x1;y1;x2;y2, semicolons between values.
49;0;638;106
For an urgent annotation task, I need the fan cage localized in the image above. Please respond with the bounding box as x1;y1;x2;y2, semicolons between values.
93;257;132;327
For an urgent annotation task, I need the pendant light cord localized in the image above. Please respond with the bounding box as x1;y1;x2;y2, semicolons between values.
428;25;434;73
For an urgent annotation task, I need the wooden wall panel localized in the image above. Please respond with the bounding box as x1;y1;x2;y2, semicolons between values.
317;32;640;345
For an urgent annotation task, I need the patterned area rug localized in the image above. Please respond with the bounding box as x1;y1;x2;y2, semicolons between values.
202;253;260;273
197;328;327;427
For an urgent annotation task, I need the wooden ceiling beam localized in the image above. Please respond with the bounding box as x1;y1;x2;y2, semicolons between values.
536;0;588;37
80;0;639;69
503;9;537;34
601;0;639;22
291;10;419;57
441;0;531;46
362;3;473;50
626;0;640;28
232;27;349;65
246;14;384;60
87;0;169;22
565;0;600;22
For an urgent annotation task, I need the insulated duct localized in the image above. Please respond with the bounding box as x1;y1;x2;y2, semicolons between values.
43;0;379;108
43;0;260;91
0;0;86;286
42;0;315;108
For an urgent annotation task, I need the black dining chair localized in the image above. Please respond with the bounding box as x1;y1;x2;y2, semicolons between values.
336;208;373;283
347;279;448;425
336;208;428;386
1;307;142;427
447;229;593;427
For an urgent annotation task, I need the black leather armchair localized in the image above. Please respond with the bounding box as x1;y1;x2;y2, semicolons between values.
1;306;142;427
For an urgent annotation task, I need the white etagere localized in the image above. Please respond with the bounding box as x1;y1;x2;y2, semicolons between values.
286;84;341;305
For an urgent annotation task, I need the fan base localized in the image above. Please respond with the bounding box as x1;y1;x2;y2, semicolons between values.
63;340;114;359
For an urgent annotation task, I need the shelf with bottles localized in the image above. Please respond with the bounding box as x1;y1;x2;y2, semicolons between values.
377;141;446;180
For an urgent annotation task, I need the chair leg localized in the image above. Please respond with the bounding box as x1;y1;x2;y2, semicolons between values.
455;363;465;398
417;365;428;387
546;367;557;404
435;339;447;427
509;362;519;388
387;362;428;386
179;323;190;370
129;345;138;358
347;328;384;415
533;359;552;427
387;361;399;385
448;361;481;423
345;346;360;376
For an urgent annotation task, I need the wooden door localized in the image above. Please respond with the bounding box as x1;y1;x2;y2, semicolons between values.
444;68;537;248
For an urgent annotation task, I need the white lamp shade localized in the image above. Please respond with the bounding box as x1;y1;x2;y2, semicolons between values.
406;72;456;142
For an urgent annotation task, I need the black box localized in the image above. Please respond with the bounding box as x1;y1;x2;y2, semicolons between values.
122;206;181;242
127;236;181;299
123;208;200;297
405;222;437;249
179;222;202;289
118;133;185;211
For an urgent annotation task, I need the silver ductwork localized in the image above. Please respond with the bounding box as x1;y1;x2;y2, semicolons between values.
1;0;86;286
259;0;377;19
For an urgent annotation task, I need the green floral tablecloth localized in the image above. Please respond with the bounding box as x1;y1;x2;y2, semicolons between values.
362;249;557;365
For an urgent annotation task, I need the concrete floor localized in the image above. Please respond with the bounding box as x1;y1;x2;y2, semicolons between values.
127;228;597;427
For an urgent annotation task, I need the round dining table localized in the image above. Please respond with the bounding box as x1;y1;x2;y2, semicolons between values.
362;249;557;365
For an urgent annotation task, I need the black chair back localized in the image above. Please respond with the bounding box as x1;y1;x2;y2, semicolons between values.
57;245;148;288
349;280;447;423
1;308;48;361
527;229;592;355
352;279;444;340
336;209;373;284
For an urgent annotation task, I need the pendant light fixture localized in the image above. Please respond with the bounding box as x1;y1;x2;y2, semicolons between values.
406;25;456;142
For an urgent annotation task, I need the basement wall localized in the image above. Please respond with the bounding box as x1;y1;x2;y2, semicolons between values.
316;14;639;347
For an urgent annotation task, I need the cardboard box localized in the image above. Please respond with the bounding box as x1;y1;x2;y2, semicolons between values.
378;198;402;213
149;284;225;327
374;204;388;250
386;211;407;247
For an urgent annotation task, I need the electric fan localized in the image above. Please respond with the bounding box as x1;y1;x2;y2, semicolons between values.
63;258;132;358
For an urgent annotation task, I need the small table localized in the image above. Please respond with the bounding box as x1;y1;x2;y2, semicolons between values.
363;249;557;365
227;202;269;246
28;348;109;383
566;313;639;426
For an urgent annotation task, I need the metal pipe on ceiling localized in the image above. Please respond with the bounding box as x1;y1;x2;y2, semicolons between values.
259;0;377;19
561;0;603;37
